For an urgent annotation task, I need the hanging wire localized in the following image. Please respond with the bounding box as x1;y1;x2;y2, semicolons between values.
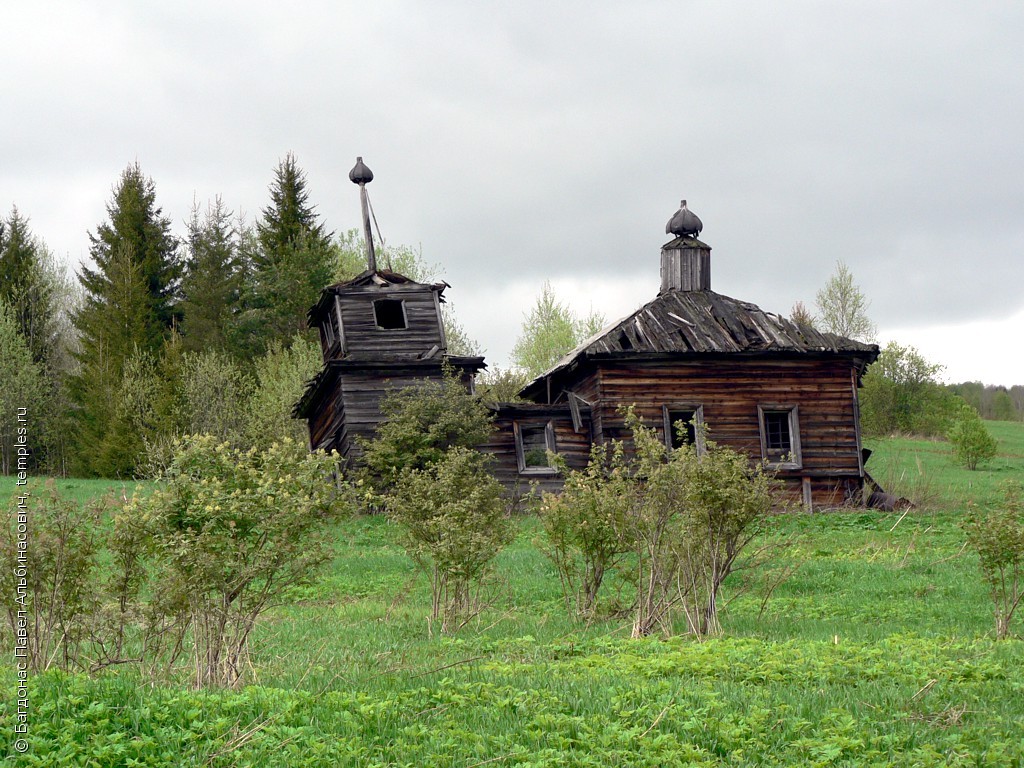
364;188;391;271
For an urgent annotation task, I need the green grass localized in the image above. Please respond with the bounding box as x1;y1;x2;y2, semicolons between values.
0;474;142;509
2;433;1024;765
864;419;1024;509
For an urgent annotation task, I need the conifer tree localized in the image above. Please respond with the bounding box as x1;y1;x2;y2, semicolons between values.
70;164;179;476
180;197;244;355
0;207;58;366
80;163;180;351
242;153;334;351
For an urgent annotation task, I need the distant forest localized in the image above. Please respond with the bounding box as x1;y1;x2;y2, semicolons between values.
947;381;1024;422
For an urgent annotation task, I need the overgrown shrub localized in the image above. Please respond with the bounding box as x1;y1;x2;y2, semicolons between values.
539;442;634;620
962;483;1019;638
626;411;777;637
0;485;109;672
386;447;512;633
363;366;509;632
540;408;779;638
964;481;1024;639
948;404;998;471
245;335;321;448
124;436;344;687
360;364;494;494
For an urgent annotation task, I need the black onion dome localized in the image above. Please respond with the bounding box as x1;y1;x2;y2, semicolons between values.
349;157;373;184
666;199;702;237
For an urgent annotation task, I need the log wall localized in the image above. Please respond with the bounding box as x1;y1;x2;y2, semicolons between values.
335;285;445;359
587;358;865;507
482;404;592;499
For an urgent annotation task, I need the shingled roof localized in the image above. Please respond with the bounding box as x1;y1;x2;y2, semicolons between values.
520;289;879;397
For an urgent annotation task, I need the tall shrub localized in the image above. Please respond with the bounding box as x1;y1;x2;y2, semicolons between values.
125;436;343;687
624;409;777;638
363;366;509;631
964;482;1024;639
386;447;511;633
948;404;998;471
539;441;634;620
360;365;494;493
0;486;107;672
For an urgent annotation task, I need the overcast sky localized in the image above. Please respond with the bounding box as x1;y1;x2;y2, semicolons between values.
5;1;1023;385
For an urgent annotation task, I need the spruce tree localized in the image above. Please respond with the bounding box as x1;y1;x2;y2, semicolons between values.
0;207;58;366
242;153;334;351
0;299;45;475
180;197;244;355
80;163;180;351
71;164;180;476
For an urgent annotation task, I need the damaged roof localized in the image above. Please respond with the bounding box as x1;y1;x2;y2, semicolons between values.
307;268;449;321
520;289;879;397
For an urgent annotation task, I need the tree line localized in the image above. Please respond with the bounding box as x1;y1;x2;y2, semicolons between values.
1;155;348;477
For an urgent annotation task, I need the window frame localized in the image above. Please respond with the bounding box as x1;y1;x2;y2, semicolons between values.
513;420;558;475
320;314;335;351
662;403;705;453
757;404;802;469
372;298;408;330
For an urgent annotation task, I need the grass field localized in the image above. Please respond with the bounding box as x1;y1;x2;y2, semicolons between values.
2;422;1023;766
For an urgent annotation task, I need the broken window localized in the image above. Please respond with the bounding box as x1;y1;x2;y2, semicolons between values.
662;404;704;451
515;421;556;474
373;299;407;329
321;302;341;351
758;404;802;468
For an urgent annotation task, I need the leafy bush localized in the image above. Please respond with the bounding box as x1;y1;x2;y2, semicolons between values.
626;410;777;637
245;335;321;448
360;364;494;494
539;407;779;638
362;366;509;632
948;404;998;471
964;481;1024;639
860;341;962;437
539;442;634;620
124;436;344;686
0;485;108;672
178;349;253;443
385;447;512;633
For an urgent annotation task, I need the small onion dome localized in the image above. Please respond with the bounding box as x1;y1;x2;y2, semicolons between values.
349;156;373;185
666;199;702;237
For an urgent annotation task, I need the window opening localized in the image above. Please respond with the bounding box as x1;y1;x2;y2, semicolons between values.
515;422;556;473
322;307;339;349
373;299;407;329
667;409;697;448
663;404;704;451
758;405;802;468
763;412;791;453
